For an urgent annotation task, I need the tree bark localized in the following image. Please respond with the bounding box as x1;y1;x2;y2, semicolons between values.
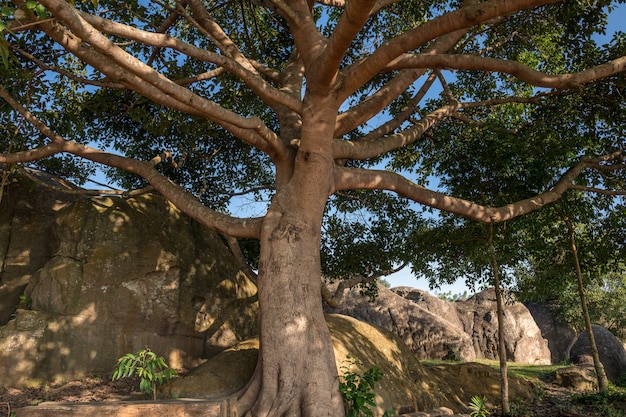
237;96;344;416
564;217;609;392
488;224;510;414
237;207;344;416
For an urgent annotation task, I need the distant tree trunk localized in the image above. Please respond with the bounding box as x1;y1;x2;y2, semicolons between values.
564;217;609;392
488;224;510;414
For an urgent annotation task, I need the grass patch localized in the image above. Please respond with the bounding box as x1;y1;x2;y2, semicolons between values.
420;359;463;367
475;359;568;381
421;359;569;381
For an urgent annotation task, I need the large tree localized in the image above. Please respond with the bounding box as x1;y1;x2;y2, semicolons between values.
1;0;626;415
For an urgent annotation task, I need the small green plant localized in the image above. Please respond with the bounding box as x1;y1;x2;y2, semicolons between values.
339;355;384;417
112;347;177;400
468;395;491;417
508;402;531;417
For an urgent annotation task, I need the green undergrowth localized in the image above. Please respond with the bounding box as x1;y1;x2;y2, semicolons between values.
474;359;569;381
572;388;626;417
421;359;568;381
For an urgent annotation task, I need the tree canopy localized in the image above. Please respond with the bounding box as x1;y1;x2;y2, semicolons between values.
1;0;626;415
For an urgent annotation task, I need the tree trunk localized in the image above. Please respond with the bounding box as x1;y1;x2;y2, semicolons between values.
237;211;344;416
488;224;510;414
237;97;345;416
564;217;609;392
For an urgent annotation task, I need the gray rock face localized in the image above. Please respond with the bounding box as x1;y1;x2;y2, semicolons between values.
455;289;551;364
325;285;552;364
525;302;577;364
570;324;626;383
0;173;258;386
325;285;476;361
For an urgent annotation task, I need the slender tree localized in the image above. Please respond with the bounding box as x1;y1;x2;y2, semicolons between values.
487;223;510;414
1;1;626;415
563;214;610;392
514;195;623;391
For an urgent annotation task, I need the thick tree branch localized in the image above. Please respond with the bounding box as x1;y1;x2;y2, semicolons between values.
357;72;439;143
37;0;287;159
335;28;467;134
277;0;327;78
0;85;262;239
79;11;301;112
333;104;460;159
40;0;254;127
332;153;624;223
388;54;626;89
333;92;553;160
186;0;256;70
340;0;559;97
317;0;377;86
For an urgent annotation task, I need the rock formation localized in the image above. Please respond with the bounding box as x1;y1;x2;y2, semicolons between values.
324;284;476;361
555;366;598;391
0;172;258;386
326;285;552;364
162;314;538;416
454;288;552;364
570;324;626;383
524;302;577;364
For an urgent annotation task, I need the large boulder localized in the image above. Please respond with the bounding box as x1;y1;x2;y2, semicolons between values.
524;302;577;364
162;314;537;416
569;324;626;383
455;289;551;365
0;171;82;325
326;285;552;364
0;173;258;386
325;285;476;361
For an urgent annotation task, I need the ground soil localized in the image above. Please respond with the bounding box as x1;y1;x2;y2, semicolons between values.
0;373;624;416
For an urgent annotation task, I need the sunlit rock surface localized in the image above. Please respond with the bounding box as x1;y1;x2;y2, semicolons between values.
325;285;554;364
0;172;257;386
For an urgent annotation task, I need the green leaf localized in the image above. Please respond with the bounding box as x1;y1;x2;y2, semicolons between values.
139;378;151;395
34;4;47;19
23;1;38;11
1;7;15;17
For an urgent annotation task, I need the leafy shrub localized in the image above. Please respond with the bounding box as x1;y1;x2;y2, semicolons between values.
112;347;177;400
339;355;394;417
572;388;626;417
572;389;626;406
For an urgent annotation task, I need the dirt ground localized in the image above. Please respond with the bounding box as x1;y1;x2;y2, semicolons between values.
0;373;624;416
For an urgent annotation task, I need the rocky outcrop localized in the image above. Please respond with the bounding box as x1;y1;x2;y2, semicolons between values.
162;314;537;416
570;324;626;383
0;171;82;325
325;285;552;364
0;173;258;386
325;285;476;361
524;302;577;364
555;366;597;391
455;289;551;364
